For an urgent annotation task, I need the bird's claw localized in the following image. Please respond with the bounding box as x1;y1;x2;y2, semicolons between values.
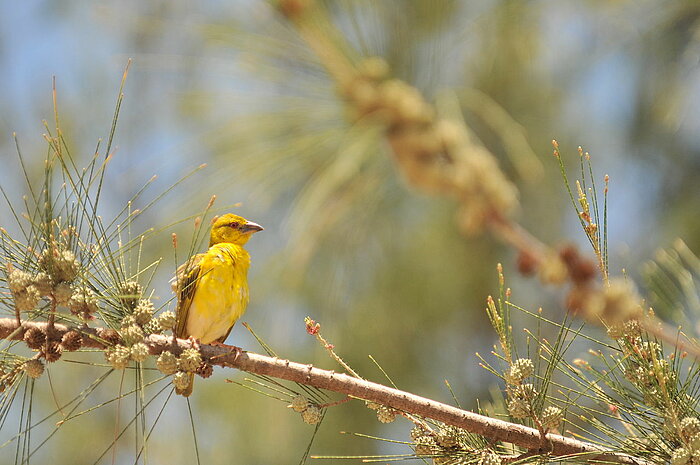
187;336;200;351
211;341;242;353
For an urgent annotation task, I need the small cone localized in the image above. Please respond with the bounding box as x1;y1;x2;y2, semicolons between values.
175;373;195;397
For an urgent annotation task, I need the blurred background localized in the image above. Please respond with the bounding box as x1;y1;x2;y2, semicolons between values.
0;1;698;463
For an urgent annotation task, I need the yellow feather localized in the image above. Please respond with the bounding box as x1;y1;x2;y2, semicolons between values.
182;243;250;344
173;213;262;396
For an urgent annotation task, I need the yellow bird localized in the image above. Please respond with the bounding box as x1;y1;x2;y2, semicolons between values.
174;213;263;396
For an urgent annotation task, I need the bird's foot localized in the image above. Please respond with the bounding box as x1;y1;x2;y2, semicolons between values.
211;341;242;353
187;336;200;351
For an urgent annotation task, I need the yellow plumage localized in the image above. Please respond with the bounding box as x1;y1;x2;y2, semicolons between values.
174;213;262;396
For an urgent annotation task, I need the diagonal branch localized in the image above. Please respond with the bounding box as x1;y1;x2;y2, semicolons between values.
274;0;700;360
1;317;643;465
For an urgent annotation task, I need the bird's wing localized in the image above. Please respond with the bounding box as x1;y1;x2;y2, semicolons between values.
174;253;205;339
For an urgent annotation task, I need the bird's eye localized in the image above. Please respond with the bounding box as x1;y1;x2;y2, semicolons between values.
229;222;239;228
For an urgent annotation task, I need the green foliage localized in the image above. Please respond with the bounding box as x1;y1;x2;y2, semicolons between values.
0;79;222;464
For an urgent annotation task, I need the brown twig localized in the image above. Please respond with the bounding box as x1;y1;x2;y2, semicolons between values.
317;395;351;409
0;317;643;465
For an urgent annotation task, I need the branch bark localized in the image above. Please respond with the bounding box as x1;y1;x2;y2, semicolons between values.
1;317;642;465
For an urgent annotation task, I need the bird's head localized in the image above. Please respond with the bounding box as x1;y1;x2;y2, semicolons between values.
209;213;263;246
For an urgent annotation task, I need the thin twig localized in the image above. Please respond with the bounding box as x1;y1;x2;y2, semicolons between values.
318;396;351;409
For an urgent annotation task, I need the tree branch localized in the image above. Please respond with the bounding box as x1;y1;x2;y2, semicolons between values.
1;317;642;465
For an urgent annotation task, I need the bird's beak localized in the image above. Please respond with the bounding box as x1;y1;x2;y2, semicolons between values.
242;221;264;233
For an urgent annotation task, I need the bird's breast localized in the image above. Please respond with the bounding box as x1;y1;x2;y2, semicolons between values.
185;244;251;344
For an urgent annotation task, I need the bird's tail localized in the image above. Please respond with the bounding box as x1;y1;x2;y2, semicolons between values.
176;373;195;397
